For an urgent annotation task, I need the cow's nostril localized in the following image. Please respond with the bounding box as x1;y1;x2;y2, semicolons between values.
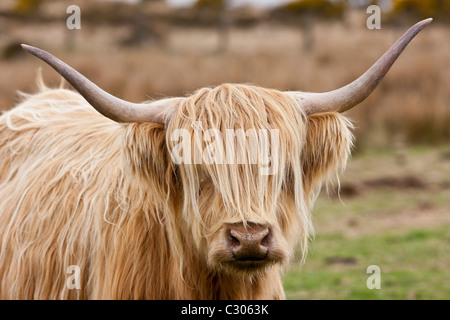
228;233;240;248
260;231;271;248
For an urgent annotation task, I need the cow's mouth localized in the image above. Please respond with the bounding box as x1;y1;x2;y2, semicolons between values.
224;253;280;272
230;260;270;271
209;250;282;273
235;257;266;262
232;250;268;262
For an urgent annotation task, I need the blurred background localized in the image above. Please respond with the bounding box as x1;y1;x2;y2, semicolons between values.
0;0;449;299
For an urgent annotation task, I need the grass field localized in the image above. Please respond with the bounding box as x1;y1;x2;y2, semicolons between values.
283;145;450;299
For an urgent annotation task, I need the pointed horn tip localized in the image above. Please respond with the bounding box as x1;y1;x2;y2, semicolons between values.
21;44;41;56
417;18;433;28
21;43;33;51
21;44;53;60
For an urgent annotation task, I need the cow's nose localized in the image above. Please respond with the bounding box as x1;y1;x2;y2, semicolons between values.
227;223;272;261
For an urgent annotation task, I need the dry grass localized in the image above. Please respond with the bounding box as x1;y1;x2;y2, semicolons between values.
0;9;449;149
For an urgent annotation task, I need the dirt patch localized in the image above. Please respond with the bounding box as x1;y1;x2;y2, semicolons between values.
330;175;429;199
440;150;450;161
336;184;362;197
316;206;450;239
325;257;358;265
363;175;427;190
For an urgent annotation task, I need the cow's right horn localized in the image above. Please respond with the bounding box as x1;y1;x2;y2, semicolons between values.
286;18;432;115
22;44;181;124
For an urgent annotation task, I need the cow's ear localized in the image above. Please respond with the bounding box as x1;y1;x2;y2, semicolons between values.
122;123;173;198
302;113;354;195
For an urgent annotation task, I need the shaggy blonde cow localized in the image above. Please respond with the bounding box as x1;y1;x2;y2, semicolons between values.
0;19;431;299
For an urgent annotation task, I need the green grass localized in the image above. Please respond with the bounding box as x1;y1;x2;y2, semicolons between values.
282;146;450;300
283;226;450;299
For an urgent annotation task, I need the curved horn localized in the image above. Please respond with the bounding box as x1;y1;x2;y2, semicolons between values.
21;44;180;124
287;18;432;115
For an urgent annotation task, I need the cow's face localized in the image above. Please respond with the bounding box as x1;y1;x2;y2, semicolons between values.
166;84;353;275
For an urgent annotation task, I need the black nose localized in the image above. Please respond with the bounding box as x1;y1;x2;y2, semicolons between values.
227;223;272;261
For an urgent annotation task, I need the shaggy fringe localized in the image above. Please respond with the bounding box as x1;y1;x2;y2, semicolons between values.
0;82;353;299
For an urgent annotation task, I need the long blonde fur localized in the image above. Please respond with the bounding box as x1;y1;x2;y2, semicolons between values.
0;81;353;299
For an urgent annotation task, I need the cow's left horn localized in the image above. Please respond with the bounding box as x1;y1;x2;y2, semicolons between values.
22;44;180;124
286;18;432;115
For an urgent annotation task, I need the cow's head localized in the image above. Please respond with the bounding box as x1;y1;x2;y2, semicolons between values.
163;83;353;275
21;19;431;275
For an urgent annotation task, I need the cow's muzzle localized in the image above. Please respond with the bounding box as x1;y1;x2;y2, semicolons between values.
208;221;289;273
227;223;271;262
218;222;283;272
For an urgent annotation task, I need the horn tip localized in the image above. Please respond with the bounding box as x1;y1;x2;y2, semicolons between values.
410;18;433;35
419;18;433;27
21;43;32;50
21;44;54;65
21;44;39;55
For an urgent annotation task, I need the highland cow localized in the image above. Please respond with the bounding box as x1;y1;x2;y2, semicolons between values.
0;19;431;299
